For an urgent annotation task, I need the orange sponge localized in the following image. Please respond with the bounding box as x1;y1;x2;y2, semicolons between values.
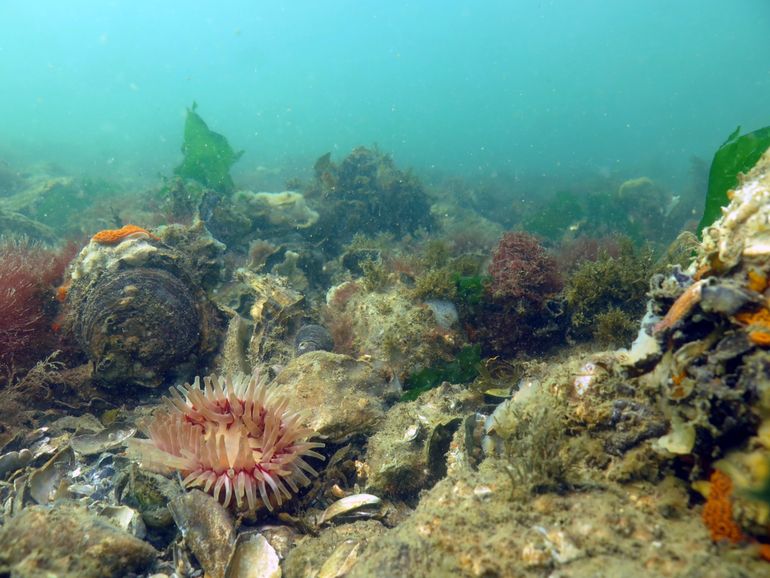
702;470;744;544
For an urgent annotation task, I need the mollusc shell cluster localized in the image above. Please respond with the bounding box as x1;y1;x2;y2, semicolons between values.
65;233;218;388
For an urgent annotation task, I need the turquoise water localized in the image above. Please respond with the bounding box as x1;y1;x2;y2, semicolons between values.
0;1;768;186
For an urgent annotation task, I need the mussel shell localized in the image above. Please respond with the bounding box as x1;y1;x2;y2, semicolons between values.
700;279;759;315
294;324;334;356
318;494;382;525
74;267;200;386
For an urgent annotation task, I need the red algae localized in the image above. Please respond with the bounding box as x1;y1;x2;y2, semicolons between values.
488;231;562;304
0;238;75;380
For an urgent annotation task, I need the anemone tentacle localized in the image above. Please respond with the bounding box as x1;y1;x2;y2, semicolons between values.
129;369;324;514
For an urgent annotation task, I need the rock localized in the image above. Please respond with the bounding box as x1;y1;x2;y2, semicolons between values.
272;351;393;442
0;501;156;578
283;520;386;578
115;464;182;529
363;384;471;499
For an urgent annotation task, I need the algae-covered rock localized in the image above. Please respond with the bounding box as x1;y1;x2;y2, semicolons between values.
363;383;472;499
0;501;156;578
115;463;182;529
283;520;386;578
338;461;762;578
564;239;653;345
175;102;243;194
272;351;394;442
323;281;464;380
308;146;435;250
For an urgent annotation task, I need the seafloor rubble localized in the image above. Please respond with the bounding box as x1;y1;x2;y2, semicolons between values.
1;142;769;577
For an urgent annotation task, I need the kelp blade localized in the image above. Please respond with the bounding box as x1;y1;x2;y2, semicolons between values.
697;125;770;237
174;103;243;194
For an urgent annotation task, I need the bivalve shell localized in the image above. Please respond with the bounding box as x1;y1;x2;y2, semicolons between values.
225;533;281;578
318;494;382;526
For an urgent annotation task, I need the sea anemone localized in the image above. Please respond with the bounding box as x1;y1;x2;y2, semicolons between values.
129;371;324;514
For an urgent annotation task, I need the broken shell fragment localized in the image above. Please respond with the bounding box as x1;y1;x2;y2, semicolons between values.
318;539;362;578
655;421;696;455
318;494;382;526
225;532;281;578
28;447;76;504
0;449;32;481
169;490;236;578
98;504;147;539
70;423;137;456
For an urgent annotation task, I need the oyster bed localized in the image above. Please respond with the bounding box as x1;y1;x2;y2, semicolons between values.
2;150;770;576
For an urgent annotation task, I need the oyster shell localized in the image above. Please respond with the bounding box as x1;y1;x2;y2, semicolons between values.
169;490;236;578
74;267;201;387
70;423;137;456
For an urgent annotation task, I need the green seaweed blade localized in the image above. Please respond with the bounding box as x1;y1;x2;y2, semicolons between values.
401;344;481;401
697;125;770;237
174;103;244;194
